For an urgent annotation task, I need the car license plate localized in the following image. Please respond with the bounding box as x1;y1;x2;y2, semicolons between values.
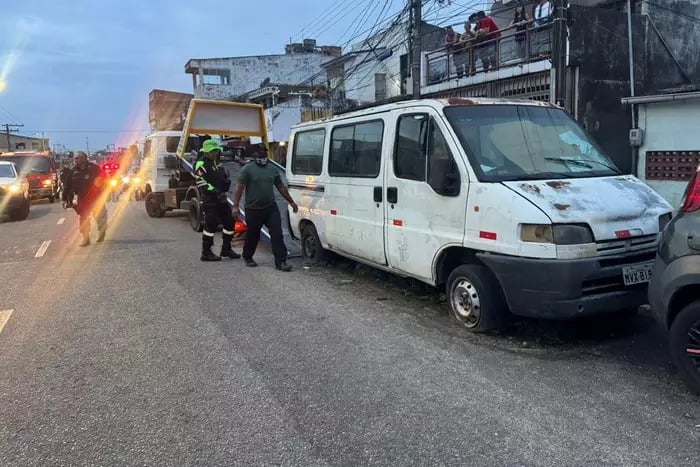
622;263;653;286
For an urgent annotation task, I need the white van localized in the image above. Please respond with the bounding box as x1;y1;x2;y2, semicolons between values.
286;98;674;332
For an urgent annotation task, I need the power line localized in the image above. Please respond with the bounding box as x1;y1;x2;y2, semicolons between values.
641;0;700;22
294;0;352;41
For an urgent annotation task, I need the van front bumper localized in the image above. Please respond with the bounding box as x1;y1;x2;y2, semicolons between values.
477;250;656;319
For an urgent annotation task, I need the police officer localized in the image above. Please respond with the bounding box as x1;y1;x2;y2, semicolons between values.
62;151;108;247
194;139;241;262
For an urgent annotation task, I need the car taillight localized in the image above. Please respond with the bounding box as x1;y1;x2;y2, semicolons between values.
679;167;700;212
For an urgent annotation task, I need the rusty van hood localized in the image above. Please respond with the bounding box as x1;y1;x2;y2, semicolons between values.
503;176;673;241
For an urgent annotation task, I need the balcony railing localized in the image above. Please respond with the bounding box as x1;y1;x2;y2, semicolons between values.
425;23;553;86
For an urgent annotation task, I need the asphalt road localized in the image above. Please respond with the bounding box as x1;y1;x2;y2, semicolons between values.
0;197;698;466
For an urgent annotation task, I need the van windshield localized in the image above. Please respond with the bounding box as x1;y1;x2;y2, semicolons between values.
0;156;50;175
443;105;620;182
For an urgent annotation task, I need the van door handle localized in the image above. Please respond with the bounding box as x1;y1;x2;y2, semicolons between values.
373;186;383;202
387;187;398;204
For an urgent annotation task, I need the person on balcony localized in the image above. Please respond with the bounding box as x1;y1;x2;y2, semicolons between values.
510;4;531;60
474;11;501;72
453;18;475;78
532;0;553;57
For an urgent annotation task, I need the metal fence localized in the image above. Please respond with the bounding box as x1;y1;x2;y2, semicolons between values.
425;23;553;86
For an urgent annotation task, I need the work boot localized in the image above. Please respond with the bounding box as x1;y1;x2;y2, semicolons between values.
244;257;258;267
79;233;90;247
201;235;221;262
276;261;292;272
220;234;241;259
97;228;106;243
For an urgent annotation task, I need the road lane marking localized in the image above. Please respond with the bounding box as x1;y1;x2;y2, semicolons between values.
35;241;52;258
0;310;13;335
57;217;65;225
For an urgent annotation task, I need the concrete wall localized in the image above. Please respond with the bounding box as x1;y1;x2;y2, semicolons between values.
190;54;330;100
568;6;649;174
642;0;700;88
636;98;700;207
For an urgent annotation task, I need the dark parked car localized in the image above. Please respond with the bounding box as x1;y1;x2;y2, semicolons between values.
649;166;700;393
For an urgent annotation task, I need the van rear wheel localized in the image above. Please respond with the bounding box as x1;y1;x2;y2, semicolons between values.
301;224;327;266
447;264;507;333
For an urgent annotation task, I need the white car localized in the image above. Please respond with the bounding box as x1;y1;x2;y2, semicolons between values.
0;161;31;221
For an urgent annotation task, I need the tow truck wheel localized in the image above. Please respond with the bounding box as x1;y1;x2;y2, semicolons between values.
48;194;55;204
447;264;507;333
189;202;203;232
301;223;327;266
145;192;164;218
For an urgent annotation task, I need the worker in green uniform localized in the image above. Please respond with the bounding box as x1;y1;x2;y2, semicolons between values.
232;146;298;271
194;139;241;262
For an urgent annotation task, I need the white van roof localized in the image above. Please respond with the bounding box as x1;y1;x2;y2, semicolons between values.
291;97;558;130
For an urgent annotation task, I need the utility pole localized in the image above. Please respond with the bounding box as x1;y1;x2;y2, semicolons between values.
551;0;568;108
85;136;90;157
2;123;23;152
410;0;422;98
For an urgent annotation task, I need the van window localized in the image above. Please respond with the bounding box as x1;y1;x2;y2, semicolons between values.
329;121;383;178
394;115;460;196
292;129;325;175
143;140;152;158
427;119;460;197
395;114;428;181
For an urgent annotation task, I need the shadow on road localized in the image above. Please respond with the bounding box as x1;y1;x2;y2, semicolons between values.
310;255;672;372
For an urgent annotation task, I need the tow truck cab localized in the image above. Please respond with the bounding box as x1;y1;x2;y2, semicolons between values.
141;100;271;230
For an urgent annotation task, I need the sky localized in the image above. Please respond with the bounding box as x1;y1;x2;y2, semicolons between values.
0;0;484;152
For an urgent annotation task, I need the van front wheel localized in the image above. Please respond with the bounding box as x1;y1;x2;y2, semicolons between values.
447;264;507;333
301;224;327;266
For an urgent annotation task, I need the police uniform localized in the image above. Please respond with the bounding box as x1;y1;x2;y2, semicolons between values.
194;140;241;262
62;156;108;246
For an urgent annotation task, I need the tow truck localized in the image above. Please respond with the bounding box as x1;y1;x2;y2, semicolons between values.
140;99;281;234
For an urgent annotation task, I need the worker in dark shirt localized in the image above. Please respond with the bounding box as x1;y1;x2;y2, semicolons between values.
194;139;241;262
62;151;108;247
232;147;298;271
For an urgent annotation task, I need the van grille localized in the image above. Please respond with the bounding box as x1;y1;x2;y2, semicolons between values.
595;234;658;256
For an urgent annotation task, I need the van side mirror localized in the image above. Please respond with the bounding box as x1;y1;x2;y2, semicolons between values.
428;158;460;197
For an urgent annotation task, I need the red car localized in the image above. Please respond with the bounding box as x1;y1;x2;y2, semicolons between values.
0;151;59;203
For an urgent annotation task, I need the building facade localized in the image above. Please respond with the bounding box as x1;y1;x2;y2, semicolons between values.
185;40;341;101
419;0;700;176
0;134;50;153
622;87;700;207
325;20;443;113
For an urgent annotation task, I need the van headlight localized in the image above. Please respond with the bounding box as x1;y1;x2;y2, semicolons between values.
8;183;21;194
521;224;597;259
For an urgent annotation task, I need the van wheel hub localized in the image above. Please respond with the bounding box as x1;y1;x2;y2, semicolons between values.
452;279;481;327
